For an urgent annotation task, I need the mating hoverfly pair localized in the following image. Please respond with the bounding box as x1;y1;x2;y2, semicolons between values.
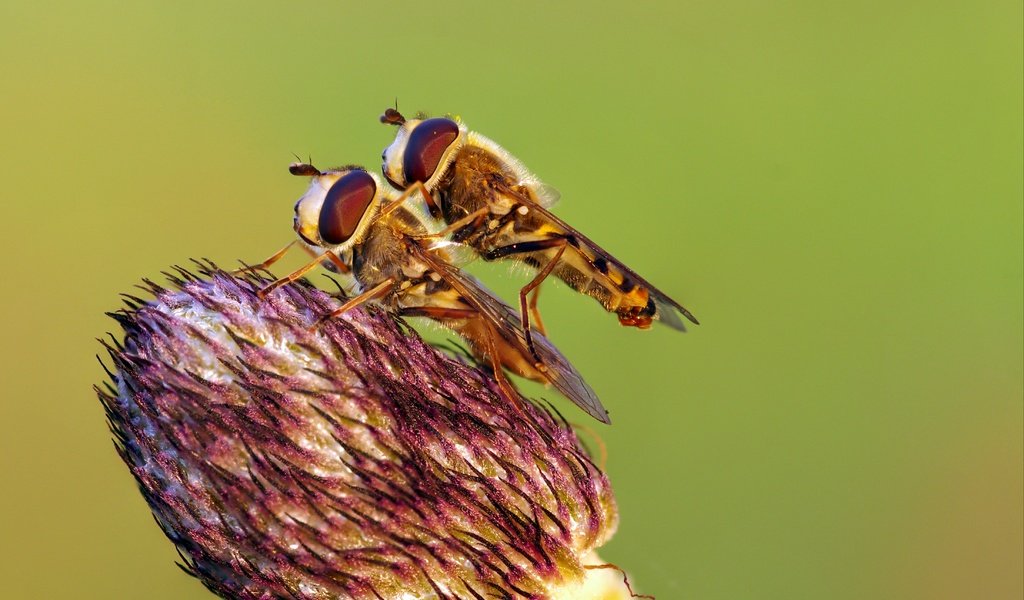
246;108;698;425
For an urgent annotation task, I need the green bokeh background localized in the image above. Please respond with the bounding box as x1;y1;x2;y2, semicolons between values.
1;1;1020;598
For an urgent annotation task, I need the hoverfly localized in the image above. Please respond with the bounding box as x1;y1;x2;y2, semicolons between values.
379;108;699;357
248;163;610;424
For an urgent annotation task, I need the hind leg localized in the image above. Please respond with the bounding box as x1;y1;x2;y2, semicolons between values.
483;237;569;360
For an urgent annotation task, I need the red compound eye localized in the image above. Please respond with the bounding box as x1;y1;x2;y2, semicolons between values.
318;170;377;245
403;118;459;183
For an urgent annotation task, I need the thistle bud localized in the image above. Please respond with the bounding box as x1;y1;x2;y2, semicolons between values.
96;264;645;599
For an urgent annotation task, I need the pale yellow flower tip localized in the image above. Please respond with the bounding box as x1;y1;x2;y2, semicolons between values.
548;552;649;600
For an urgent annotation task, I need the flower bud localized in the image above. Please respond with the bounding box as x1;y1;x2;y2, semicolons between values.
96;264;643;599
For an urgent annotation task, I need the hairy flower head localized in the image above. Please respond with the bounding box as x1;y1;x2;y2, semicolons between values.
96;263;643;599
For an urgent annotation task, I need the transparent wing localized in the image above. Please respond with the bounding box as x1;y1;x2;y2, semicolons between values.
426;239;478;268
412;243;610;424
499;183;698;330
531;182;561;208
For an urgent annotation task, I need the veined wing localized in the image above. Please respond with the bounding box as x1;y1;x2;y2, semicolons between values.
498;182;699;331
531;182;561;208
426;239;478;269
412;243;610;424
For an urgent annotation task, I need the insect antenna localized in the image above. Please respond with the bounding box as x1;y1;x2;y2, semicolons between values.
289;160;320;177
380;107;406;126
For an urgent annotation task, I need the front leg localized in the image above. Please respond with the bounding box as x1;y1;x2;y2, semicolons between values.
412;207;489;242
232;240;297;276
380;180;441;218
308;278;395;331
258;251;336;299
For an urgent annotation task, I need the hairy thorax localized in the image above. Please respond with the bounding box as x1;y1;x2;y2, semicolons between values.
442;146;519;222
351;214;426;287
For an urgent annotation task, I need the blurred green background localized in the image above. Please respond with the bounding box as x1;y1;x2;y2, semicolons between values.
1;0;1020;598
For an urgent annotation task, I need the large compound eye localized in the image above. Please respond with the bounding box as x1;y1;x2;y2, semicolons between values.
403;118;459;183
318;170;377;245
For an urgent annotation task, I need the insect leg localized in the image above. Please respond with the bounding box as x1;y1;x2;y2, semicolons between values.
295;245;353;276
257;251;334;299
308;278;395;332
482;237;569;360
527;284;546;336
479;318;532;420
398;307;479;319
321;250;352;274
517;241;567;360
398;304;528;421
232;240;297;275
481;236;569;260
412;207;489;241
380;181;441;218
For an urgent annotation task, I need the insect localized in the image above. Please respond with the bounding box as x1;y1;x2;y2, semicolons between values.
379;108;699;358
247;163;610;424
